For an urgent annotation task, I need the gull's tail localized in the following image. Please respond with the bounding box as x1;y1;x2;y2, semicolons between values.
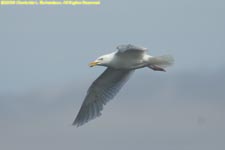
148;55;174;71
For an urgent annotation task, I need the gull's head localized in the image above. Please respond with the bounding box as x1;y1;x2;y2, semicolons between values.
89;54;113;67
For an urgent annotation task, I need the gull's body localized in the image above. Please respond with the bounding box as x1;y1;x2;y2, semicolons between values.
73;44;174;127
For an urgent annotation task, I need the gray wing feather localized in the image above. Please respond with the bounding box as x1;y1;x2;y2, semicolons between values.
116;44;147;59
73;68;134;127
116;44;147;53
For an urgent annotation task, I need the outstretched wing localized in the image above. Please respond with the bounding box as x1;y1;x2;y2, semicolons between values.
73;68;134;127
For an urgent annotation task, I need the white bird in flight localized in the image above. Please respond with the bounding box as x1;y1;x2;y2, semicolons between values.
73;44;174;127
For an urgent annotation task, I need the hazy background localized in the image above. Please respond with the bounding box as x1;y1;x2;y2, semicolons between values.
0;0;225;150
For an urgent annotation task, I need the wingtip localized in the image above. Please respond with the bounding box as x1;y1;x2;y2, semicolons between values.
72;123;77;127
72;118;79;127
72;122;81;127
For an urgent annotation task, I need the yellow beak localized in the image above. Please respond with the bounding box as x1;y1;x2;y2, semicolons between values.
89;61;99;67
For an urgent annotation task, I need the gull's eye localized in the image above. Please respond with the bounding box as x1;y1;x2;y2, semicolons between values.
98;58;104;61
